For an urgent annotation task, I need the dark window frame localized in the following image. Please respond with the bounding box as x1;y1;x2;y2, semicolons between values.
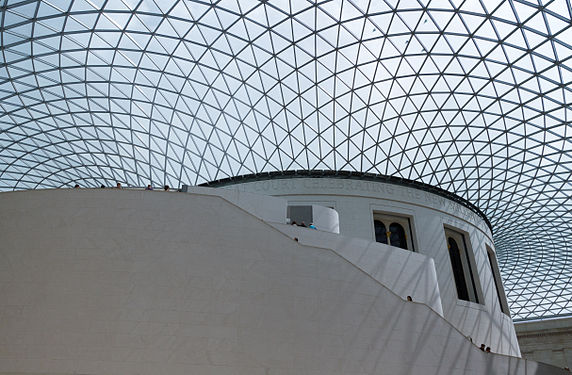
444;227;483;304
487;245;511;315
372;212;416;251
374;219;388;244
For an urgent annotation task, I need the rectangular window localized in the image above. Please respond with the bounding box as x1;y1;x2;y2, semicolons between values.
487;245;510;315
373;213;415;251
445;228;482;304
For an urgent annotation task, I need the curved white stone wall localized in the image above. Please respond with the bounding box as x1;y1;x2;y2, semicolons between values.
309;204;340;234
1;188;568;374
272;222;444;316
287;204;340;234
223;177;519;355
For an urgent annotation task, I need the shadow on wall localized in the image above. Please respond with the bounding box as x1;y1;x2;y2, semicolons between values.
0;189;569;375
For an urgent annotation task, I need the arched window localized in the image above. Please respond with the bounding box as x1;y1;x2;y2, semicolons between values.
389;222;408;250
448;237;470;301
372;213;415;251
487;245;510;315
374;220;388;244
445;228;481;304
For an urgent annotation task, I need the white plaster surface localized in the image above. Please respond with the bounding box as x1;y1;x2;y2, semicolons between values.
0;188;564;375
225;178;521;356
272;223;443;316
185;185;287;224
308;204;340;233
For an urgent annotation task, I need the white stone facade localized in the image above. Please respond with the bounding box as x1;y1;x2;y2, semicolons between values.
224;177;518;355
0;188;567;375
516;317;572;369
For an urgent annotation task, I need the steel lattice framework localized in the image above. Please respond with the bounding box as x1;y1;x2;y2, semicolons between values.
1;0;572;320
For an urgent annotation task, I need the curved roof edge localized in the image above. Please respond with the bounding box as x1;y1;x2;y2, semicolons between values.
200;170;492;233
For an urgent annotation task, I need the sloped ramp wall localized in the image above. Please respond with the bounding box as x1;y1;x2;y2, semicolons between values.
0;189;566;375
271;223;445;318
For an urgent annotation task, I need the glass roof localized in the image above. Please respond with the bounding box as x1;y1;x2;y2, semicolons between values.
1;0;571;320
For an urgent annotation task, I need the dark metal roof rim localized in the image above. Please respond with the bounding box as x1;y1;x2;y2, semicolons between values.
200;170;492;232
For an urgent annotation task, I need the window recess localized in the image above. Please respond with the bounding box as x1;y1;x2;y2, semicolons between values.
373;213;415;251
445;227;482;304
